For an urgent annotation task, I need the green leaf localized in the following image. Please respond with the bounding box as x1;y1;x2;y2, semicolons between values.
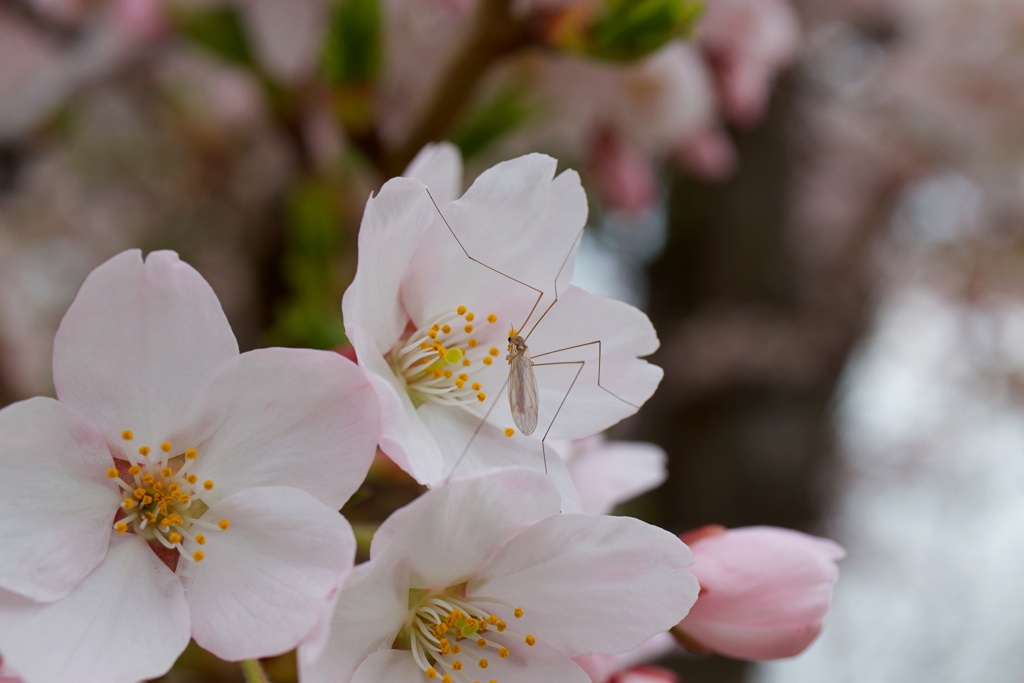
169;6;253;66
452;87;534;161
581;0;704;62
322;0;383;86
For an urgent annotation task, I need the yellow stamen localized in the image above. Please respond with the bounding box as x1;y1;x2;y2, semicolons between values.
498;648;510;658
465;312;475;322
193;550;205;562
218;519;230;530
487;313;497;323
168;533;182;544
106;468;119;479
464;324;474;334
468;338;478;348
128;465;141;475
204;480;214;491
425;667;438;679
514;607;524;618
160;441;172;453
471;382;481;391
196;534;206;545
161;467;173;477
483;357;493;366
457;305;467;315
122;498;135;510
452;662;463;671
121;430;134;440
478;659;488;669
441;324;451;334
463;359;472;367
477;392;486;402
186;449;198;460
429;329;438;339
455;379;465;389
187;474;198;484
504;428;514;437
525;634;536;646
138;446;150;456
489;347;500;356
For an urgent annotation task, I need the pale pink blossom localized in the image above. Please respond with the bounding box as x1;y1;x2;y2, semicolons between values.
698;0;802;127
0;250;379;683
558;435;667;515
574;632;678;683
677;525;845;660
342;143;663;485
0;657;22;683
299;469;700;683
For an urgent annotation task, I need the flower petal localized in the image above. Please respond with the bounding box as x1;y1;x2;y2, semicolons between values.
349;648;425;683
370;470;561;587
0;534;189;683
561;437;667;515
298;556;412;683
190;348;379;509
451;637;593;683
680;526;844;660
404;142;464;204
53;250;238;448
180;486;356;660
470;514;699;656
0;397;119;601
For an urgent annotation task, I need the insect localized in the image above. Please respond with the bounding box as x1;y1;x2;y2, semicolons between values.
425;187;639;476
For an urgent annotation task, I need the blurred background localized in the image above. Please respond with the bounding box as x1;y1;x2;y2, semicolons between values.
2;0;1023;681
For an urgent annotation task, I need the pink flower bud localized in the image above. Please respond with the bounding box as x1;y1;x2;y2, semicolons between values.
677;525;844;660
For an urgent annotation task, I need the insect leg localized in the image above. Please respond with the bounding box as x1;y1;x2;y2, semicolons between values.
530;359;586;474
531;339;640;409
443;374;511;483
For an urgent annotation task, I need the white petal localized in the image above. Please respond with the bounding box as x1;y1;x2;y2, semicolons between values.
0;534;189;683
403;142;464;204
53;250;238;449
350;648;424;683
191;348;379;509
180;486;356;660
299;556;412;683
444;637;592;683
561;437;667;514
370;470;560;587
0;397;119;601
470;514;699;656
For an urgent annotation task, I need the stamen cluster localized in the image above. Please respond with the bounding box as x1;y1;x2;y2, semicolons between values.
406;590;534;683
106;430;228;564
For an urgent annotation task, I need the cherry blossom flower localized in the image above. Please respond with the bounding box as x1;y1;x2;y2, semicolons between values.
342;143;663;485
574;633;678;683
557;435;667;515
676;525;845;660
0;250;379;683
299;469;699;683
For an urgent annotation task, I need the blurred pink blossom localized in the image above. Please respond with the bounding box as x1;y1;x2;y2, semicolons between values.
557;435;667;515
677;525;844;660
699;0;802;127
574;632;678;683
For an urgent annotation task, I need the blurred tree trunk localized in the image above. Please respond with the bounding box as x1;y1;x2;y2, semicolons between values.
637;69;898;683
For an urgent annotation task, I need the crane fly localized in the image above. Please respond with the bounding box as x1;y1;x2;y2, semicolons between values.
425;188;639;478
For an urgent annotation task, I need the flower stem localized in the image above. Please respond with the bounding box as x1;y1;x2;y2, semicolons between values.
240;659;272;683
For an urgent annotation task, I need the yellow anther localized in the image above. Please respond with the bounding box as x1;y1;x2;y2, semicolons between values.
489;347;500;356
442;676;452;683
514;607;524;618
498;648;510;658
161;467;173;478
457;306;467;315
478;659;488;669
488;615;499;625
487;313;497;323
504;428;514;437
159;517;171;529
218;519;230;530
451;644;461;654
464;324;474;334
463;359;472;367
122;498;135;510
134;487;145;499
468;338;478;348
420;341;431;350
186;449;198;460
471;382;481;391
142;471;154;483
476;638;487;648
525;634;536;646
204;480;214;491
508;328;517;337
443;369;454;379
456;373;467;380
160;441;172;453
138;446;150;456
187;474;197;484
153;481;164;491
196;534;206;545
452;662;464;671
425;667;438;679
193;550;205;562
128;465;141;475
106;468;119;479
477;392;486;402
441;324;451;334
428;329;438;339
496;621;507;632
168;533;182;544
455;379;465;389
465;312;475;322
115;522;128;534
121;430;134;440
483;357;493;366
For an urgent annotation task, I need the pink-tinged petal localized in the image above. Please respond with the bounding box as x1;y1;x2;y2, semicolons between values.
299;556;412;683
0;534;189;683
470;514;698;656
619;665;679;683
342;178;434;353
680;526;844;660
0;656;22;683
404;142;464;204
432;638;592;683
561;437;667;515
416;404;582;511
370;470;560;586
240;0;326;83
351;322;447;485
190;348;379;509
0;397;119;601
511;285;663;440
349;649;424;683
180;486;356;660
53;250;238;449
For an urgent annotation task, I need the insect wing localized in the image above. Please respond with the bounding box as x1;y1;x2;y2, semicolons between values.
508;349;539;435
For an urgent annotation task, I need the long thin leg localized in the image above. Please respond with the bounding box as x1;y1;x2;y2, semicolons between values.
529;360;585;474
532;339;639;408
443;375;511;484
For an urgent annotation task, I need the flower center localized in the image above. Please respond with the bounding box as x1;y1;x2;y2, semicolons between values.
105;429;229;564
390;306;504;413
401;587;535;683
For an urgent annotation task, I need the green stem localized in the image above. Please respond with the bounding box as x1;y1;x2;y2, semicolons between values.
240;659;272;683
